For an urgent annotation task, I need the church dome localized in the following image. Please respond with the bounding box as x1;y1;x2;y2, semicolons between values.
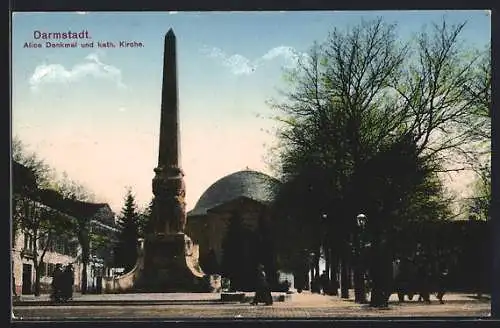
188;170;281;217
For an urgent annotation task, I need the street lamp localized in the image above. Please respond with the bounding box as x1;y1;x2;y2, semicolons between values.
308;251;316;292
354;213;368;303
321;213;332;295
356;214;367;229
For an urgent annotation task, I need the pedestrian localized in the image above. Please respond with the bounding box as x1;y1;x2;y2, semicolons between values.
319;270;329;295
51;263;63;302
251;264;273;306
331;278;339;296
63;263;74;300
434;258;448;304
311;276;321;294
415;248;431;304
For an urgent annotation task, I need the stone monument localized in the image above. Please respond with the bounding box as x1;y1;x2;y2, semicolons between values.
137;29;207;292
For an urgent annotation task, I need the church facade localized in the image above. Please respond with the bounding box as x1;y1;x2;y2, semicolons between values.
186;170;283;291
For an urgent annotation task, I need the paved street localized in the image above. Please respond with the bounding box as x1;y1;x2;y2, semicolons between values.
12;291;491;320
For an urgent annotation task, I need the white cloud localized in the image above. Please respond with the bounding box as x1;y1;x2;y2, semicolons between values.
168;11;179;15
201;46;257;75
75;11;88;15
201;45;309;76
260;46;309;68
29;53;126;91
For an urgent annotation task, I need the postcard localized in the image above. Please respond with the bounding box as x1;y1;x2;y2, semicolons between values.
11;10;492;320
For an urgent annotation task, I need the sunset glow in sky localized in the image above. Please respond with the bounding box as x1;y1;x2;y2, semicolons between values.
11;11;491;213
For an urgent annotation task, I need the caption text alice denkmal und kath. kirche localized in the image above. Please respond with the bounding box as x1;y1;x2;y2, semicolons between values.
23;30;144;49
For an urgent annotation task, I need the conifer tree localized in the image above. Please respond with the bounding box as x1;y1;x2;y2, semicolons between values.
114;188;140;271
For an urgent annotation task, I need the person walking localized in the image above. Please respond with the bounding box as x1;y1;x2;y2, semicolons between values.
319;270;330;295
51;264;63;302
62;264;74;301
251;264;273;306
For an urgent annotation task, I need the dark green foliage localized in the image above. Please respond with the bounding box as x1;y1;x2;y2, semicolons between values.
220;214;255;291
137;198;154;238
267;17;489;304
12;140;78;295
114;188;140;271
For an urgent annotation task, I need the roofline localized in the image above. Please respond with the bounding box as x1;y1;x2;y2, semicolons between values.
188;195;272;217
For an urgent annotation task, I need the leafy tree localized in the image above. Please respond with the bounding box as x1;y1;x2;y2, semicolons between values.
12;139;74;295
467;162;491;221
53;172;98;294
268;17;486;305
269;17;411;299
12;137;55;188
220;213;259;291
114;188;140;271
137;198;154;238
462;45;491;221
13;137;111;295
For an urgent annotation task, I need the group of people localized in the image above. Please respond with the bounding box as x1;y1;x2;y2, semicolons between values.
250;266;339;306
394;253;449;304
311;270;339;295
50;263;75;303
303;252;449;306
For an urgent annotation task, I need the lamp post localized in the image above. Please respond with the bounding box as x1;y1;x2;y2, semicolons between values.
321;213;330;294
309;251;316;291
354;213;368;303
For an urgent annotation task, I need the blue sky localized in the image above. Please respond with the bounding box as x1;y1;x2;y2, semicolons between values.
11;10;491;213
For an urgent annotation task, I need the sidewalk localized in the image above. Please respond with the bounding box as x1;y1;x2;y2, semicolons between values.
13;290;490;307
12;291;492;319
13;291;290;306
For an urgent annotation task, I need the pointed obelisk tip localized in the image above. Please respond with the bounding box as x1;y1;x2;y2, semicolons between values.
166;28;175;38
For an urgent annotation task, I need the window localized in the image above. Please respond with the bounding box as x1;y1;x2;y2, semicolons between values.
54;238;64;254
69;243;78;257
23;233;33;250
40;262;47;276
62;240;69;255
47;263;55;277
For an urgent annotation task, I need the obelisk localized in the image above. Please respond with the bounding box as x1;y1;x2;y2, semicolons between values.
138;29;206;292
151;28;187;236
159;29;180;174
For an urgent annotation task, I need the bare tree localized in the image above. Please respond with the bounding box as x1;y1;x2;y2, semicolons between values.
269;17;489;305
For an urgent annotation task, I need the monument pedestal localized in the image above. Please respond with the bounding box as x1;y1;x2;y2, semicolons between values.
137;233;208;292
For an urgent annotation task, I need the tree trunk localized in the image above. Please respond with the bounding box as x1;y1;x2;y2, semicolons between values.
330;252;339;295
33;262;40;296
81;260;88;294
314;251;320;279
340;257;349;298
32;232;40;296
325;244;331;279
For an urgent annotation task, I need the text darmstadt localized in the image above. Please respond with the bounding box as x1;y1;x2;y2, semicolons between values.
33;30;91;40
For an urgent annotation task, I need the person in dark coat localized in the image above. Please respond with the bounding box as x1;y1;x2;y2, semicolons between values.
433;257;448;304
319;270;330;295
62;264;74;301
415;247;431;304
51;263;63;302
251;264;273;306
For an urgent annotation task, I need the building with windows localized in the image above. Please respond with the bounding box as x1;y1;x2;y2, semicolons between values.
12;161;118;295
12;228;82;295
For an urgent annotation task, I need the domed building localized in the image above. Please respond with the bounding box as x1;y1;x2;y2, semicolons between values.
185;170;282;291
